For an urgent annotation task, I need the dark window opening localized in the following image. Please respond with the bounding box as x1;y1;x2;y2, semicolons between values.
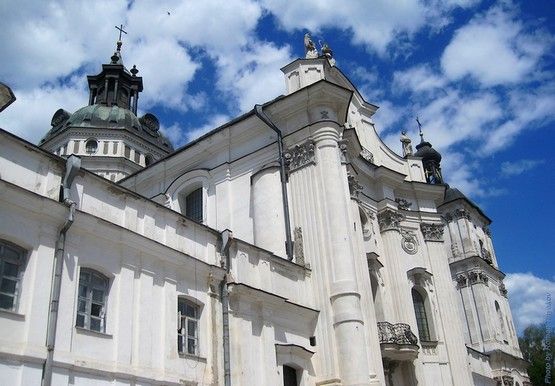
283;365;298;386
185;188;203;222
412;288;430;341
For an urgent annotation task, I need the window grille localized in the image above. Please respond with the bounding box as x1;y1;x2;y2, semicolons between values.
185;188;203;222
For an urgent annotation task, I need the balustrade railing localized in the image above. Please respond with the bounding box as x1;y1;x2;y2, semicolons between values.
377;321;418;346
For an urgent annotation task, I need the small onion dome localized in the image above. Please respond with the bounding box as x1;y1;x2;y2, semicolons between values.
414;140;442;163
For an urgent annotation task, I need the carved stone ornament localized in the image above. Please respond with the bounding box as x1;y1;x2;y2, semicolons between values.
468;271;489;286
348;173;363;199
360;147;374;164
499;282;508;297
395;198;412;211
320;110;329;119
443;213;453;223
420;223;444;242
293;227;304;266
377;208;404;233
483;226;491;237
400;229;418;255
338;139;348;164
456;274;468;288
284;140;316;172
453;208;471;220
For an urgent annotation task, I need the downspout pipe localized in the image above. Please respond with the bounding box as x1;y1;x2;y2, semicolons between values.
254;104;294;261
43;155;81;386
220;229;233;386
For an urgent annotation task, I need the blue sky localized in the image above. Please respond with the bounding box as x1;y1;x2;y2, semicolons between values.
0;0;553;333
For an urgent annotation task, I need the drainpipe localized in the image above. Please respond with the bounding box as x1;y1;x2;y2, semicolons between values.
220;229;233;386
43;155;81;386
253;104;294;261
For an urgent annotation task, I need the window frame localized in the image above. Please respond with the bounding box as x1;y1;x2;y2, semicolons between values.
0;240;27;312
76;268;109;333
177;298;200;356
85;138;98;154
412;288;431;342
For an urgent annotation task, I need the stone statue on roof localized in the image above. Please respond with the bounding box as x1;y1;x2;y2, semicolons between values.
304;33;318;59
400;131;413;157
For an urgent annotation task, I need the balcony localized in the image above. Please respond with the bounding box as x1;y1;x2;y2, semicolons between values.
377;322;419;361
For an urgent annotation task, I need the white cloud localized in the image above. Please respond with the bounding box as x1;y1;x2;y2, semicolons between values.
500;159;544;177
125;39;200;110
372;100;404;134
505;272;555;334
260;0;479;55
441;4;551;86
215;41;293;113
393;65;446;93
0;78;88;143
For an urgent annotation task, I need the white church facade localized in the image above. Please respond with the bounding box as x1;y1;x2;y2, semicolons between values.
0;38;530;386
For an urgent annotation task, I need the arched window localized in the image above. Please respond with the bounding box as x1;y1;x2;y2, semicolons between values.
178;298;200;355
183;188;203;222
0;240;26;311
76;268;109;332
85;139;98;154
412;288;431;341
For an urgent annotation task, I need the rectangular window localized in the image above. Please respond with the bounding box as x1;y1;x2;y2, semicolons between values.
73;141;80;154
178;299;199;355
134;150;140;164
0;241;26;311
112;142;118;155
76;268;108;332
103;141;109;155
124;145;131;158
185;188;203;222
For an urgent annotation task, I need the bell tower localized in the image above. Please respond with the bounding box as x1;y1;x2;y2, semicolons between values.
39;26;173;181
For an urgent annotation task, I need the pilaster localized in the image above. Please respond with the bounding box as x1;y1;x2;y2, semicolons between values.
420;222;473;386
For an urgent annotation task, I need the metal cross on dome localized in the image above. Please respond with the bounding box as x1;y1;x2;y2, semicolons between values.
115;24;127;42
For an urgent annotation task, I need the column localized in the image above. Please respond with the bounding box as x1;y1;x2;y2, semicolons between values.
312;123;374;386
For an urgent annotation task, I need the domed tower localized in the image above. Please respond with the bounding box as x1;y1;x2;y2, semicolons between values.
39;38;173;181
413;118;443;184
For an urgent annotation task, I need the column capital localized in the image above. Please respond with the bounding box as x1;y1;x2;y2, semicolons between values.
420;222;444;242
377;208;404;232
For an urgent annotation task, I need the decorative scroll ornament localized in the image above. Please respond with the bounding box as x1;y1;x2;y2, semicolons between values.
348;173;363;199
395;198;412;211
360;147;374;164
293;227;304;266
443;213;453;223
400;229;418;255
420;222;444;242
378;208;404;232
284;140;316;172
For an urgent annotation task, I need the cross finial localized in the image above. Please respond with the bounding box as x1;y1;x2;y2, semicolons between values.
416;116;424;142
115;24;127;42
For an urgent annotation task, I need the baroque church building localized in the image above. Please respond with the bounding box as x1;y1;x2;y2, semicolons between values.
0;37;530;386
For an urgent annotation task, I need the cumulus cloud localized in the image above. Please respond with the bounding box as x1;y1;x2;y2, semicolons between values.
185;114;231;143
505;272;555;334
393;64;446;93
260;0;479;55
500;159;544;177
441;3;551;86
0;78;88;143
